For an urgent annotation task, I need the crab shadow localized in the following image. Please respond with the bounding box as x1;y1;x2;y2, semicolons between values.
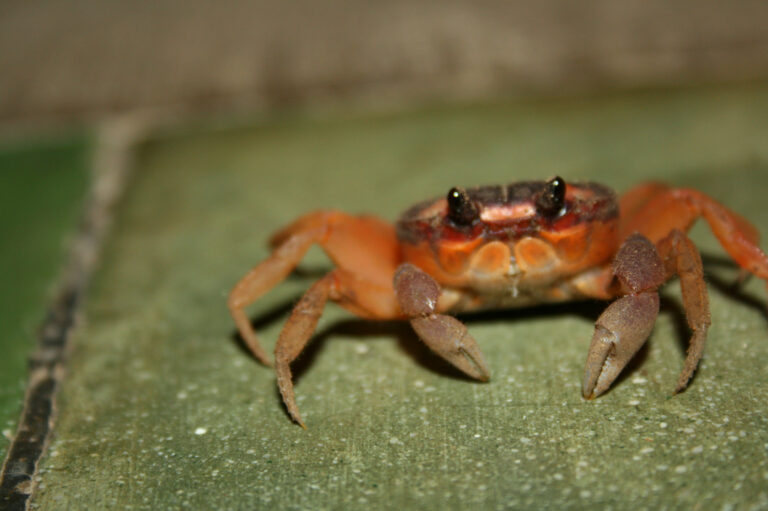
700;253;768;323
230;253;767;412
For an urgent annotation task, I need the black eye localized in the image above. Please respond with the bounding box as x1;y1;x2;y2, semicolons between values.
447;187;479;226
536;176;566;216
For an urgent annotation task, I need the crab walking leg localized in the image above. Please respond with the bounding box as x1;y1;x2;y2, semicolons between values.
273;273;334;429
619;187;768;283
228;227;326;366
583;234;666;399
618;182;671;223
228;211;399;366
656;229;711;393
274;269;400;428
394;263;490;381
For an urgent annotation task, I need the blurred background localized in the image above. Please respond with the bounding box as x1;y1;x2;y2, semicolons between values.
3;2;768;509
3;0;768;128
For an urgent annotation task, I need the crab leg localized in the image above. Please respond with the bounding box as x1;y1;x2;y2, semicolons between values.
394;264;490;381
228;211;399;366
656;229;711;393
583;229;714;398
228;227;326;365
274;272;335;429
619;185;768;284
272;268;401;427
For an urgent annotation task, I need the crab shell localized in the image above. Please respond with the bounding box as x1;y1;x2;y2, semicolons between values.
396;182;620;293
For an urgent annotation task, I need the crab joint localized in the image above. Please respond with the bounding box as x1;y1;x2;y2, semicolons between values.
394;263;440;316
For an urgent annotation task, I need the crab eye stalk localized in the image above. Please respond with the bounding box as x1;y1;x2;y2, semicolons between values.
446;187;479;226
536;176;566;216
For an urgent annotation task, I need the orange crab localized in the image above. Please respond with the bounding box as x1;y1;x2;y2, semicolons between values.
228;177;768;427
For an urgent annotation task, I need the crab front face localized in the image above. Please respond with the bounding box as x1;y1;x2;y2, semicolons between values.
396;178;621;289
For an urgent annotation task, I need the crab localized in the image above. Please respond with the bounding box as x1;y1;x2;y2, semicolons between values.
228;177;768;427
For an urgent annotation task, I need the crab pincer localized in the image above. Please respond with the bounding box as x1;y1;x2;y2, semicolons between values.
582;231;711;398
394;263;490;381
582;234;664;398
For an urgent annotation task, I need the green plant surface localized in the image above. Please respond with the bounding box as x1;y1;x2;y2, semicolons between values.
34;87;768;509
0;135;90;460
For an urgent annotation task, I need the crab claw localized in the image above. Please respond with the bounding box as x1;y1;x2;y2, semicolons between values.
582;292;659;399
411;314;490;381
394;263;490;381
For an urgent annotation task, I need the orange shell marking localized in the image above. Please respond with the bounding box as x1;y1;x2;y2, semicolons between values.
469;241;511;278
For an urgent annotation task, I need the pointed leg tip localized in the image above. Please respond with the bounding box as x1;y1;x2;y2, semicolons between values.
465;359;490;382
674;365;697;395
457;341;491;382
582;373;593;399
581;383;598;400
582;360;606;400
288;410;307;429
582;372;608;400
464;350;490;382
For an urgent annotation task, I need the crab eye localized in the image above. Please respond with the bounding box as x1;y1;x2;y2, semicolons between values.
446;187;479;226
536;176;566;216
